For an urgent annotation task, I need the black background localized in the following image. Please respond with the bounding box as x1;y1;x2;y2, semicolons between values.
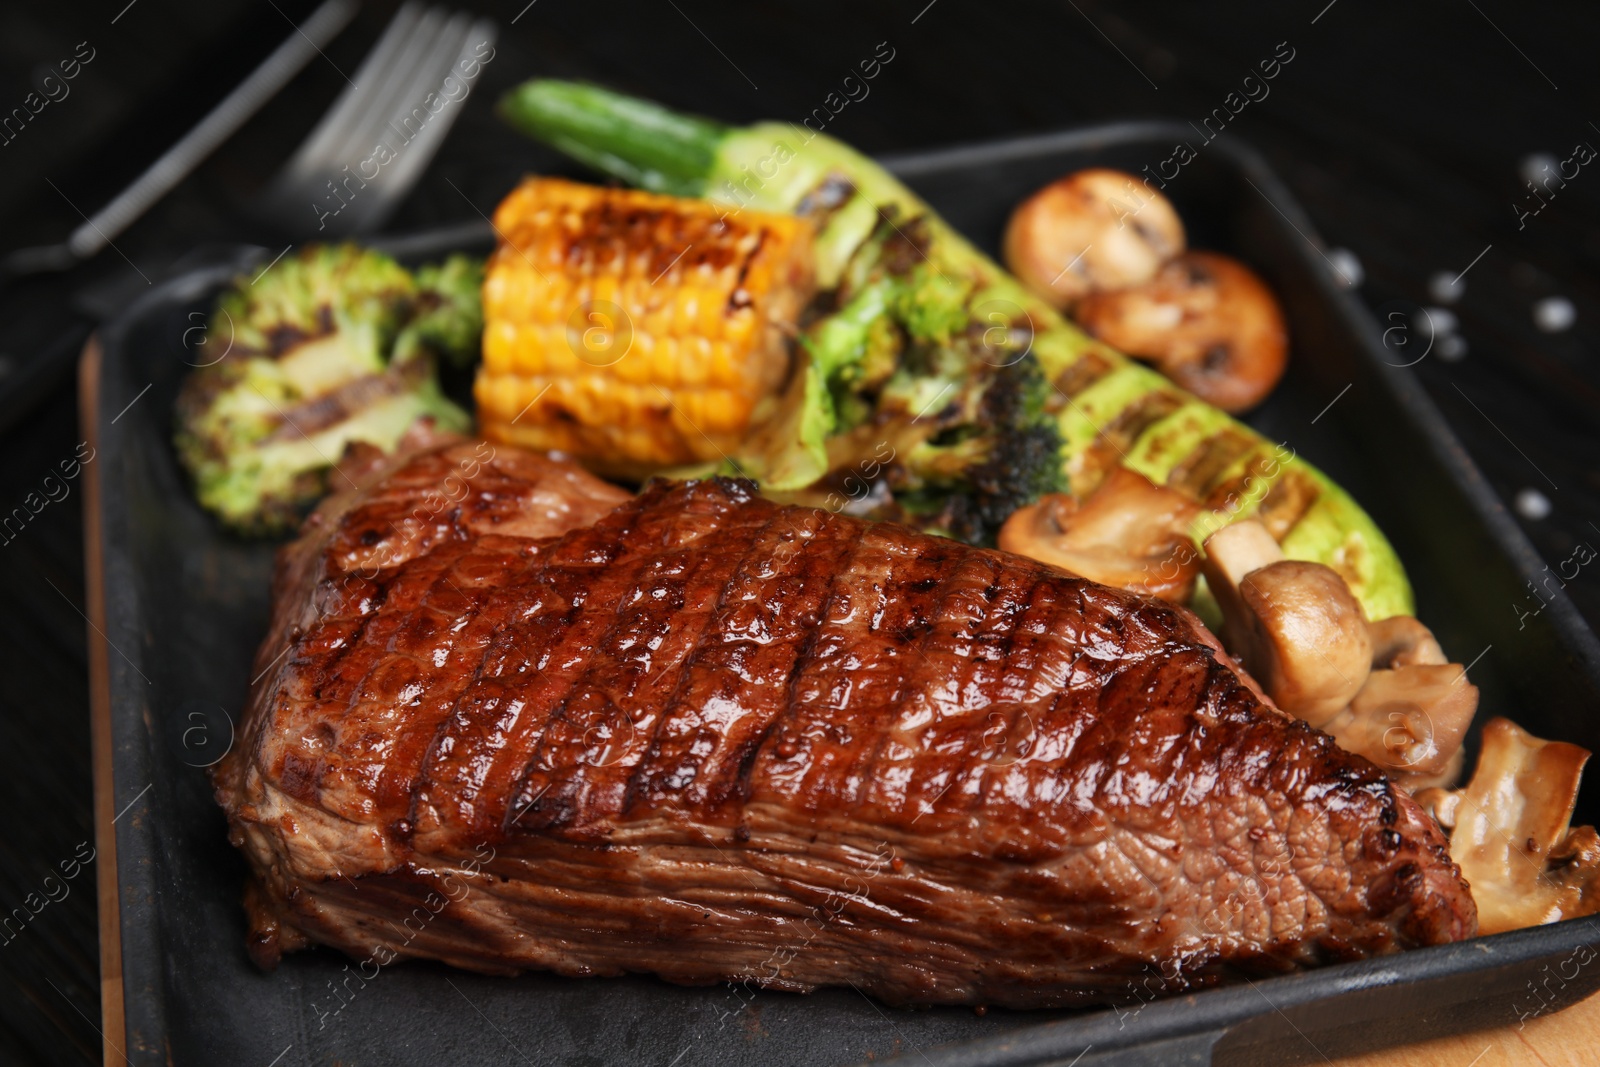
1;1;1597;1063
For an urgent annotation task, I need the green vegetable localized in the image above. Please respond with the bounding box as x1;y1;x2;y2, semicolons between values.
403;254;486;366
174;245;475;535
500;80;1412;618
790;222;1064;545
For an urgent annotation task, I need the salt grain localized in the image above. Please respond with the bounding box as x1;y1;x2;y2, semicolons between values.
1514;488;1552;520
1428;271;1464;305
1533;296;1576;333
1327;248;1364;289
1520;152;1561;187
1421;307;1458;336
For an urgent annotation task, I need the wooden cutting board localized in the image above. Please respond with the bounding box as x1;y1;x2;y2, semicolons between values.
1324;988;1600;1066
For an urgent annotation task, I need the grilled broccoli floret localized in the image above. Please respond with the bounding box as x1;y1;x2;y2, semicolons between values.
174;244;476;535
895;357;1064;544
776;214;1063;545
402;254;486;366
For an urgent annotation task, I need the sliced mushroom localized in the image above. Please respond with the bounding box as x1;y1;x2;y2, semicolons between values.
1320;664;1478;785
1201;520;1372;726
1003;169;1186;309
1325;615;1474;789
1367;615;1447;668
1392;746;1466;795
998;467;1201;602
1416;717;1600;935
1075;252;1289;413
1203;531;1480;789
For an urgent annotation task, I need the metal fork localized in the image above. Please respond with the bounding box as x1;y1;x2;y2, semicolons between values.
1;0;360;282
0;1;496;282
262;1;498;239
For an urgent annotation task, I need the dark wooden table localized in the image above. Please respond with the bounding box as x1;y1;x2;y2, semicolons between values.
2;2;1596;1063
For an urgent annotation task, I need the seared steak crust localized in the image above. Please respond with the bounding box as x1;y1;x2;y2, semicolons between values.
216;442;1474;1007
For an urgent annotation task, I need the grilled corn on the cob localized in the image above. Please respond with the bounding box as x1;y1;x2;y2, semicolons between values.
475;177;815;478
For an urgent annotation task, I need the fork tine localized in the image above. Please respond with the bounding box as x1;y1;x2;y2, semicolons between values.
276;2;423;188
360;7;470;154
325;10;494;233
368;16;495;206
320;5;453;174
268;3;497;237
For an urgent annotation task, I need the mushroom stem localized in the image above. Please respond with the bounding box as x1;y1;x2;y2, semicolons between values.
1201;524;1494;800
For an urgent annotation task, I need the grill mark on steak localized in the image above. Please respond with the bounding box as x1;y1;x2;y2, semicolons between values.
216;440;1476;1007
978;571;1053;788
905;549;1024;825
405;544;558;843
505;518;683;833
923;553;1036;817
422;498;649;844
279;541;469;813
614;521;764;812
694;511;851;813
788;522;928;814
728;510;863;814
757;515;880;809
604;496;788;820
862;529;979;821
381;541;535;822
523;494;789;829
621;504;809;817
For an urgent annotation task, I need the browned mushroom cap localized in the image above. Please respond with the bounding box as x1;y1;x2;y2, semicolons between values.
1234;562;1374;726
1322;664;1478;779
1318;616;1473;789
1075;251;1289;413
1201;521;1372;727
997;467;1202;602
1003;169;1186;309
1417;717;1600;935
1368;615;1447;668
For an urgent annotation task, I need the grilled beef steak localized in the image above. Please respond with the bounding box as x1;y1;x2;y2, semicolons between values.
215;439;1475;1007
